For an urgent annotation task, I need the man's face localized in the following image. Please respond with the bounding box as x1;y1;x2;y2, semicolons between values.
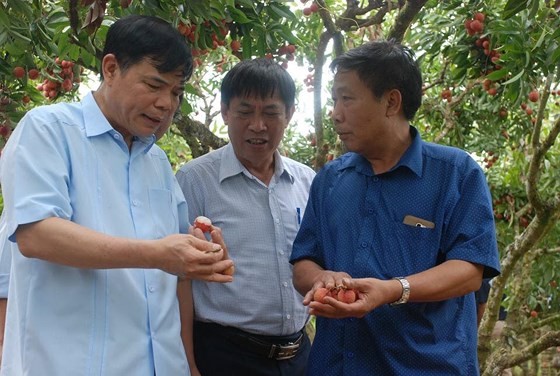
331;70;390;155
102;57;185;142
222;93;294;169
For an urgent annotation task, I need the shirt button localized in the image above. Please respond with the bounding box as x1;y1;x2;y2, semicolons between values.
148;286;155;292
279;250;285;255
286;314;291;319
361;242;368;248
373;177;379;182
347;352;354;358
275;218;280;224
283;282;288;287
113;134;120;139
368;209;374;214
132;200;138;206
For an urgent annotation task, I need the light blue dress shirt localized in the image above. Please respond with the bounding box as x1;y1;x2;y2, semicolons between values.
0;92;190;375
0;212;10;298
176;143;315;336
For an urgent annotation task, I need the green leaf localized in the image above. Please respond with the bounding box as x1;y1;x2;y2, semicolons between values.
0;6;10;28
268;3;296;21
550;47;560;65
501;69;525;85
241;35;252;59
486;69;509;81
226;6;252;24
502;0;529;19
235;0;255;9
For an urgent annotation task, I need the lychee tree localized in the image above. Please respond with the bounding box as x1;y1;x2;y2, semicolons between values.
1;0;560;374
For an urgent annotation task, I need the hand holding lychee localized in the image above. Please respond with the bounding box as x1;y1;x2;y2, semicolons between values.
312;285;358;304
192;216;235;276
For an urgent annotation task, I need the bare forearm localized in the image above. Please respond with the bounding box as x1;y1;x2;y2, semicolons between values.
406;260;483;303
292;259;326;296
178;280;198;373
16;217;155;269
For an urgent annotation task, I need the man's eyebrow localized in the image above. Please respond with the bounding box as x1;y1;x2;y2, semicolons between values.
145;75;187;88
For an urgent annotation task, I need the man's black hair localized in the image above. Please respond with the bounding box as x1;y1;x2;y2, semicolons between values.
221;58;296;112
101;15;193;81
330;39;422;120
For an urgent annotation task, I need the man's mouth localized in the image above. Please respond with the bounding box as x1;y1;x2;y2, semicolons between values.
247;139;267;145
144;114;163;124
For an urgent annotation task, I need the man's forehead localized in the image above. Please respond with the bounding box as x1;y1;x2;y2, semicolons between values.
235;96;284;107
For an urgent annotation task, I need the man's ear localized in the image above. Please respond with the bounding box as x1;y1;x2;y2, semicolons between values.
285;105;296;126
220;102;229;125
101;54;119;83
385;89;402;117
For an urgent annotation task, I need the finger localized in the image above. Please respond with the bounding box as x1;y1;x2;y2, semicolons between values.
302;290;314;305
189;235;223;254
202;272;234;283
209;228;229;257
190;226;210;241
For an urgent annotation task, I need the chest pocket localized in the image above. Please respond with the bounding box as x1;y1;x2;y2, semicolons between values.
149;188;179;238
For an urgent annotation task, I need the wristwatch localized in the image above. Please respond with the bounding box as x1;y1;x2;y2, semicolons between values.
390;277;411;306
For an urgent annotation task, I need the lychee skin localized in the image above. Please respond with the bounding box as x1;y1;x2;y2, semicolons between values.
528;90;539;103
313;287;330;303
337;288;357;304
223;265;235;276
194;216;212;233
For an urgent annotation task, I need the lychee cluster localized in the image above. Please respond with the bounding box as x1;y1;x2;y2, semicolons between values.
464;12;486;36
313;286;358;304
36;58;79;100
301;1;319;16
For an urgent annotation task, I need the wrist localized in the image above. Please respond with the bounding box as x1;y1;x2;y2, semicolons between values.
389;277;411;306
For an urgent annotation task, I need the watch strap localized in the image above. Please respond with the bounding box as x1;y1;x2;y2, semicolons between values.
390;277;410;306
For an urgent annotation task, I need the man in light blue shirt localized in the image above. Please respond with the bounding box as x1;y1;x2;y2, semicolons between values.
0;15;233;375
176;58;316;375
0;212;9;367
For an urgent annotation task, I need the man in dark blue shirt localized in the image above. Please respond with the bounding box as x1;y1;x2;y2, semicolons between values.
290;40;501;375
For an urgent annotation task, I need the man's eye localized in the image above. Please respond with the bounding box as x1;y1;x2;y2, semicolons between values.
147;83;159;90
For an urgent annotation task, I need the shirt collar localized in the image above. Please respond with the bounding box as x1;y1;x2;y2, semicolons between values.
219;143;295;184
337;126;423;177
395;126;423;177
82;91;156;151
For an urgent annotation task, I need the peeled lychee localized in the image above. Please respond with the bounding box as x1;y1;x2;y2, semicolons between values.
194;216;212;233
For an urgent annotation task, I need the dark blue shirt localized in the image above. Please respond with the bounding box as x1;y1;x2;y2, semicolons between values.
290;127;500;375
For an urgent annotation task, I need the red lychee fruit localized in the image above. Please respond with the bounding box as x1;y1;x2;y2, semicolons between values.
13;66;25;79
222;264;235;276
230;40;241;52
194;216;212;233
528;90;539;103
313;287;330;303
28;68;40;80
337;288;357;304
